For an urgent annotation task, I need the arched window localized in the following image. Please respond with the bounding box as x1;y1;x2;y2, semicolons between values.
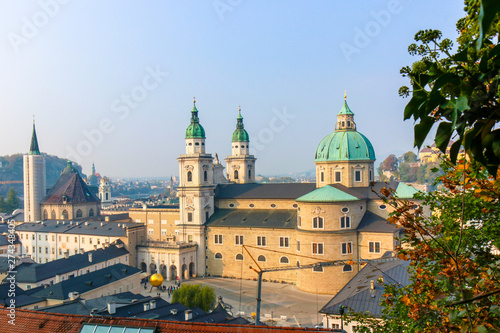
235;254;244;261
340;216;351;229
89;208;94;217
320;172;324;182
204;170;208;182
343;265;352;272
62;210;68;220
257;255;266;262
280;256;289;264
313;217;324;229
76;209;82;218
51;210;56;219
234;170;239;180
105;193;109;201
187;171;192;182
43;210;48;220
248;169;251;179
215;253;223;259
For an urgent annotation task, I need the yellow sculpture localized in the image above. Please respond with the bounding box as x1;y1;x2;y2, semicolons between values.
149;273;164;287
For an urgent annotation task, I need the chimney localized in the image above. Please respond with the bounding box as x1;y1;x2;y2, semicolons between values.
150;300;156;309
80;248;85;254
170;309;178;315
105;216;110;222
55;274;61;283
88;253;93;263
64;252;69;259
93;245;97;250
107;301;116;315
370;280;375;290
379;275;384;283
185;309;192;321
85;222;89;226
100;222;104;227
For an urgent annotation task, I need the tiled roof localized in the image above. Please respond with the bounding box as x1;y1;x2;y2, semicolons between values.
296;185;358;202
357;211;399;233
207;209;297;229
7;245;129;283
32;263;141;300
320;259;410;317
16;220;141;237
41;172;99;204
215;183;316;199
0;308;336;332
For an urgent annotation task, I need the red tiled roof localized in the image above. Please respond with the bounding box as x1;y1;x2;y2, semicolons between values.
0;308;331;333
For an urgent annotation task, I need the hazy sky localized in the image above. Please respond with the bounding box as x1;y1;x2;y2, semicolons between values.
0;1;465;178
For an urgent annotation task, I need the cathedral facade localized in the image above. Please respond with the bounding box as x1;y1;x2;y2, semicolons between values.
131;97;417;294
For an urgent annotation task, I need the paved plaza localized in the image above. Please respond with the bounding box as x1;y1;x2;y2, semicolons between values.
140;276;334;328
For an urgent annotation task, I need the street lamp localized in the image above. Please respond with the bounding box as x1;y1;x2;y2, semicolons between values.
339;305;346;331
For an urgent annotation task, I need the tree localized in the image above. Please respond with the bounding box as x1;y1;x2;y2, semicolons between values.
0;196;5;213
399;1;500;176
403;151;418;163
172;284;216;312
5;188;20;213
350;160;500;332
381;154;398;172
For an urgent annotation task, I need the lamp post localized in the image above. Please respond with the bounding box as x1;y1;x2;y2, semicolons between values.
339;305;345;332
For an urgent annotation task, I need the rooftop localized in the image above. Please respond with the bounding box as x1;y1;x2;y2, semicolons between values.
0;308;333;332
208;209;297;229
6;244;129;283
320;259;410;317
16;220;142;236
32;263;141;300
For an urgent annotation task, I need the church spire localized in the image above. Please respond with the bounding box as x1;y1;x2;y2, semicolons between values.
29;120;41;155
185;97;206;139
231;106;249;142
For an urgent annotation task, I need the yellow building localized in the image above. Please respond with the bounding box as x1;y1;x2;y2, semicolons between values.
133;97;418;295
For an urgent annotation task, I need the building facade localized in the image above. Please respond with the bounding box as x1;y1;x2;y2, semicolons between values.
132;98;417;295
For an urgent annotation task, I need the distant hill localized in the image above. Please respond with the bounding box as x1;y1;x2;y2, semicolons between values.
0;154;85;198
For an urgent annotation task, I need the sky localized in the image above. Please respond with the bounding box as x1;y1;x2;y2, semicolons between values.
0;1;466;178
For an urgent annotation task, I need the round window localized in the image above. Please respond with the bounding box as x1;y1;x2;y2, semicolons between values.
270;204;276;208
293;204;298;208
379;204;387;210
249;204;255;208
229;203;235;208
341;207;349;213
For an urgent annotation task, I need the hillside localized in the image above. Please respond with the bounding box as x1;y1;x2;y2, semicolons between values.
0;154;85;198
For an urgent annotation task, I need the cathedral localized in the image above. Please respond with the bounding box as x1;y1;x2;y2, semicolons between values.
129;97;417;294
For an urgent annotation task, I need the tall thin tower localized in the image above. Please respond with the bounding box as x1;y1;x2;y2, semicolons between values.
23;121;46;221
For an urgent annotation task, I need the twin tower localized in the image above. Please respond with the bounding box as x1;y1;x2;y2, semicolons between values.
177;99;256;275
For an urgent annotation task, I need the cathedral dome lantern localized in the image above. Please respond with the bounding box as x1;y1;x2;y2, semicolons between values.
314;94;375;188
231;108;250;143
61;161;79;175
185;99;206;139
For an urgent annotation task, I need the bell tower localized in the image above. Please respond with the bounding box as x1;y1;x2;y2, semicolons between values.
225;107;256;183
23;120;46;221
177;98;215;276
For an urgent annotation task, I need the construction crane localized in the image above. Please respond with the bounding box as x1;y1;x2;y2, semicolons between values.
241;244;394;326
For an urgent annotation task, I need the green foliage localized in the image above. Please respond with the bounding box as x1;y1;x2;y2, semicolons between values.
171;284;216;312
0;188;20;214
381;154;398;171
400;1;500;176
352;160;500;332
403;151;418;163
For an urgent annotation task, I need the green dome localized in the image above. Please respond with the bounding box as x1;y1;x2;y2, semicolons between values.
185;103;206;139
315;131;375;161
61;161;79;175
231;110;249;142
315;99;375;162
